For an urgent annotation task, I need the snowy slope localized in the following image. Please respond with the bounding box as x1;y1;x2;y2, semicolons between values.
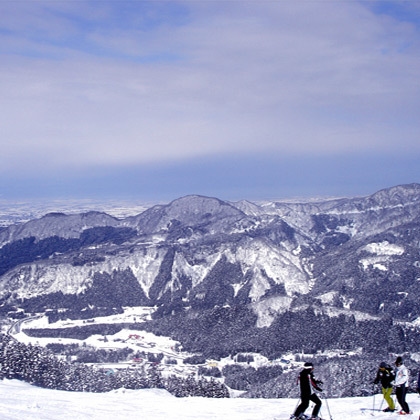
0;379;419;420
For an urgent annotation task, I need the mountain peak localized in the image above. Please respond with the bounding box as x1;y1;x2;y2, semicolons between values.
166;195;244;218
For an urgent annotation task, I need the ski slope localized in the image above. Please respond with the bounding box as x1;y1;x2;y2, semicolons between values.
0;379;419;420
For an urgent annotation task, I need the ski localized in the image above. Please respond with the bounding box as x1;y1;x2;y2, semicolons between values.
360;407;397;416
275;415;314;420
273;415;311;420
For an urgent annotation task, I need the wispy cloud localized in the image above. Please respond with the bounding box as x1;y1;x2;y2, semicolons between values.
0;1;419;177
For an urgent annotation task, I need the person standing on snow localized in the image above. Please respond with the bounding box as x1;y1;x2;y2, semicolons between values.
394;356;411;415
373;362;395;412
292;362;323;420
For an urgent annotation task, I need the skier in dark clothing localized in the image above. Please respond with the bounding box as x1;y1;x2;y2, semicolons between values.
293;362;323;420
373;362;395;412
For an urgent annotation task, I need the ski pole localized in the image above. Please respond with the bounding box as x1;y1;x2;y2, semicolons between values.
290;398;300;419
322;393;333;420
379;395;384;412
372;385;376;414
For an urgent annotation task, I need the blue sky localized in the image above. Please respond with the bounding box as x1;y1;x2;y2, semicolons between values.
0;1;419;203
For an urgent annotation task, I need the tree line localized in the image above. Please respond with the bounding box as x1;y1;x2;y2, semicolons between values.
0;334;229;398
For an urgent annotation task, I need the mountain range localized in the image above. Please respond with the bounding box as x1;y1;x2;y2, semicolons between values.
1;183;420;364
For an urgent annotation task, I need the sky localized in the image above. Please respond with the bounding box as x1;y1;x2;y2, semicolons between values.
1;379;419;420
0;0;419;203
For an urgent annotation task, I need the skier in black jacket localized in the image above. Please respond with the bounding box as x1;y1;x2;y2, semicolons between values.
293;362;323;420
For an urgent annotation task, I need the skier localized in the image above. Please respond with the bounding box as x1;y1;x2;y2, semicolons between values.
394;356;411;415
292;362;323;420
373;361;395;412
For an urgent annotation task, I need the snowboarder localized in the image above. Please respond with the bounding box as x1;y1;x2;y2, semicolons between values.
373;361;395;412
394;356;411;415
292;362;323;420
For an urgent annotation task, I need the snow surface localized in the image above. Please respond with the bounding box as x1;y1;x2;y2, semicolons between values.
363;242;404;256
0;379;419;420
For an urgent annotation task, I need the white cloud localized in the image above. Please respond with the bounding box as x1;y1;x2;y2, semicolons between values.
0;1;419;174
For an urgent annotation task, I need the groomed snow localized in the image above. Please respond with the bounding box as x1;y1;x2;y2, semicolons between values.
0;379;419;420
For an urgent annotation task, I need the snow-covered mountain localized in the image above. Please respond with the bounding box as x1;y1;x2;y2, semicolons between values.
1;184;420;360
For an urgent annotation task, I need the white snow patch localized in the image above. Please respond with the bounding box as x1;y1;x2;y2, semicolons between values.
336;224;357;236
292;245;302;255
232;282;245;297
359;241;404;271
410;352;420;363
224;239;310;301
317;291;337;304
23;307;155;331
360;256;390;271
313;306;379;321
363;241;404;256
251;296;293;327
341;296;353;310
172;251;218;289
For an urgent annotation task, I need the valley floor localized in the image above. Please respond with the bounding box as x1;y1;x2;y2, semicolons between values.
0;379;419;420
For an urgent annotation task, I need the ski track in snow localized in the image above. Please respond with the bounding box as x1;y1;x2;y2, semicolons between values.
0;380;419;420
